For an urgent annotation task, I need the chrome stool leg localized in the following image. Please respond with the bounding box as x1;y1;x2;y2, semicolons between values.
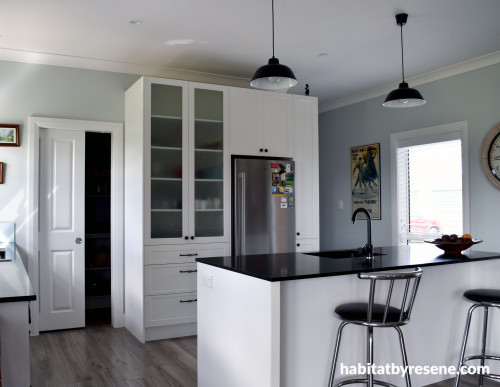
368;326;374;387
454;303;480;387
395;326;411;387
329;322;348;387
479;307;489;387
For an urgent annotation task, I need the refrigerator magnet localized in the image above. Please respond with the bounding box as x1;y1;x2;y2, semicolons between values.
288;194;294;208
272;173;280;186
270;163;279;169
285;187;293;193
272;186;283;196
280;202;288;208
286;164;291;173
281;197;287;203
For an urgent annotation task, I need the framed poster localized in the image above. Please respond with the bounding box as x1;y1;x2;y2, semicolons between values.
351;143;381;219
0;124;20;147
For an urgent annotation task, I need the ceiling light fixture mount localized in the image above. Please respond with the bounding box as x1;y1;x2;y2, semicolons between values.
383;13;426;108
250;0;297;90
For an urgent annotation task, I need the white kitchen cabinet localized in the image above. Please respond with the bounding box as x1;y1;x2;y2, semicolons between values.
229;87;293;157
296;238;320;252
293;95;320;244
125;76;231;342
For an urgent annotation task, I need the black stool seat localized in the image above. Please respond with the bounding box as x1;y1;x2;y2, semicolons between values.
463;289;500;304
335;303;405;324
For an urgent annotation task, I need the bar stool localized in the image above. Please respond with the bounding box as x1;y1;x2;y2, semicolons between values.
328;268;423;387
455;289;500;386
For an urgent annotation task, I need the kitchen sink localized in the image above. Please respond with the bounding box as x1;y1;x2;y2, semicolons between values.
304;249;386;259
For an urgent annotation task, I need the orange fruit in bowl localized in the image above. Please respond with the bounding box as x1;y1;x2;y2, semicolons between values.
462;233;472;239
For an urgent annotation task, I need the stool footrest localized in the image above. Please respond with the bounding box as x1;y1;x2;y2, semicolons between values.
335;378;398;387
459;356;500;381
464;354;500;362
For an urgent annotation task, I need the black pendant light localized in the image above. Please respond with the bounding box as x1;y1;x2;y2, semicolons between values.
250;0;297;90
383;13;426;108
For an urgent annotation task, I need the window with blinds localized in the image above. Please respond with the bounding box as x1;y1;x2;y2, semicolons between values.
396;139;463;245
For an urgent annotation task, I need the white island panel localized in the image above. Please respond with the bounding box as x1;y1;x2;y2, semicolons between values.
197;263;281;387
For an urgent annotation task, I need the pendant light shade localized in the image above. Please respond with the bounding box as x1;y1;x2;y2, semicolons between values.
383;13;425;108
250;0;297;90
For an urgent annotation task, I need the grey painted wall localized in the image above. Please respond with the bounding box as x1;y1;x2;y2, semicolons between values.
0;60;139;264
319;63;500;252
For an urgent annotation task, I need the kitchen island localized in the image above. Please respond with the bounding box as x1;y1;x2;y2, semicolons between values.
196;245;500;387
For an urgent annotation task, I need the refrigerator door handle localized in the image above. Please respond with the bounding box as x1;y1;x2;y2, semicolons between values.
237;172;246;256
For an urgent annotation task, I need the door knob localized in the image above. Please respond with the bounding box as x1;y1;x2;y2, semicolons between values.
75;237;83;244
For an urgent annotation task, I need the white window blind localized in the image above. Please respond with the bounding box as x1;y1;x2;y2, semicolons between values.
396;139;463;245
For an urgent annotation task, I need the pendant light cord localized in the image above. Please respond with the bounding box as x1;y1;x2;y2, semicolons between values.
271;0;275;58
400;21;405;83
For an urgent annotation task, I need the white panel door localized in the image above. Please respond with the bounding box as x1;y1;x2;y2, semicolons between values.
261;92;293;157
228;87;262;156
293;96;319;240
39;128;85;331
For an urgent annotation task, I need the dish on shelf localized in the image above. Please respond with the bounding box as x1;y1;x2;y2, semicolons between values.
424;238;482;255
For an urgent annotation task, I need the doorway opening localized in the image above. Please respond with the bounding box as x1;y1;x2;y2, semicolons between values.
85;132;112;325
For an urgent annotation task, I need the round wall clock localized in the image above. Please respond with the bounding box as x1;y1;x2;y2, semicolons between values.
481;122;500;190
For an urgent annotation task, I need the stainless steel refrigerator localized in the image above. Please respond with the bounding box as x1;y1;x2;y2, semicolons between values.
232;157;296;256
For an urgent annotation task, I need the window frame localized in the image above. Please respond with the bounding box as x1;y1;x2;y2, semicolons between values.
390;121;470;245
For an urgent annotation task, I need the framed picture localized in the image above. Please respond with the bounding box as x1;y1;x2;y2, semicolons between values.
351;143;381;219
0;162;3;184
0;124;20;147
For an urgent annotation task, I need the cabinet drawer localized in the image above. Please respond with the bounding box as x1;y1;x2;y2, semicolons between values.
144;243;230;265
144;293;197;327
145;263;197;295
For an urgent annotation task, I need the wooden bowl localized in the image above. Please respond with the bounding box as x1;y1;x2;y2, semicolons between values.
424;239;482;255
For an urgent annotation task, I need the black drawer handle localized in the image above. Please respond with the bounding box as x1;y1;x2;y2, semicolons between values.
179;253;199;257
179;299;197;303
179;269;197;273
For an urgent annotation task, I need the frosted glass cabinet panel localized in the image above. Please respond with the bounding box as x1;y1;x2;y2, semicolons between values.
146;80;229;243
150;84;185;239
192;88;225;238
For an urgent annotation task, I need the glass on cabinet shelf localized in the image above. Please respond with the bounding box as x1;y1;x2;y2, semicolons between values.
195;210;223;237
151;114;182;120
151;209;182;212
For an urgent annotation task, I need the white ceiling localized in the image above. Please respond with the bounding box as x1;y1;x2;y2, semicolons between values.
1;0;500;110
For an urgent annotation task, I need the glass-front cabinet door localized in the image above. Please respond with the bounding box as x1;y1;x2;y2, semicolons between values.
189;84;229;242
148;80;188;242
147;80;228;244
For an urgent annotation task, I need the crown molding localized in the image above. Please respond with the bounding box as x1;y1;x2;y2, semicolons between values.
0;47;252;88
319;51;500;114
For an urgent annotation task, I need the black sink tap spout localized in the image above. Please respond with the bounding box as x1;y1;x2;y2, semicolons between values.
351;208;373;258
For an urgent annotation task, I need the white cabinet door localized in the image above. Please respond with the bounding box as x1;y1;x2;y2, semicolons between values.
39;128;85;331
229;88;293;157
296;238;320;252
229;87;262;156
189;83;230;243
145;78;189;245
294;95;319;240
260;92;293;157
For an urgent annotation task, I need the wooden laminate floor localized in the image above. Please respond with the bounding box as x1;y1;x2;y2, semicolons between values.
30;325;499;387
30;324;197;387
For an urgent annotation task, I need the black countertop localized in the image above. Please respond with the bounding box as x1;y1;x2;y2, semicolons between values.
0;243;36;302
196;245;500;282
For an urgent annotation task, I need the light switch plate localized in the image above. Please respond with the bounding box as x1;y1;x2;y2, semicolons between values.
202;274;213;289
